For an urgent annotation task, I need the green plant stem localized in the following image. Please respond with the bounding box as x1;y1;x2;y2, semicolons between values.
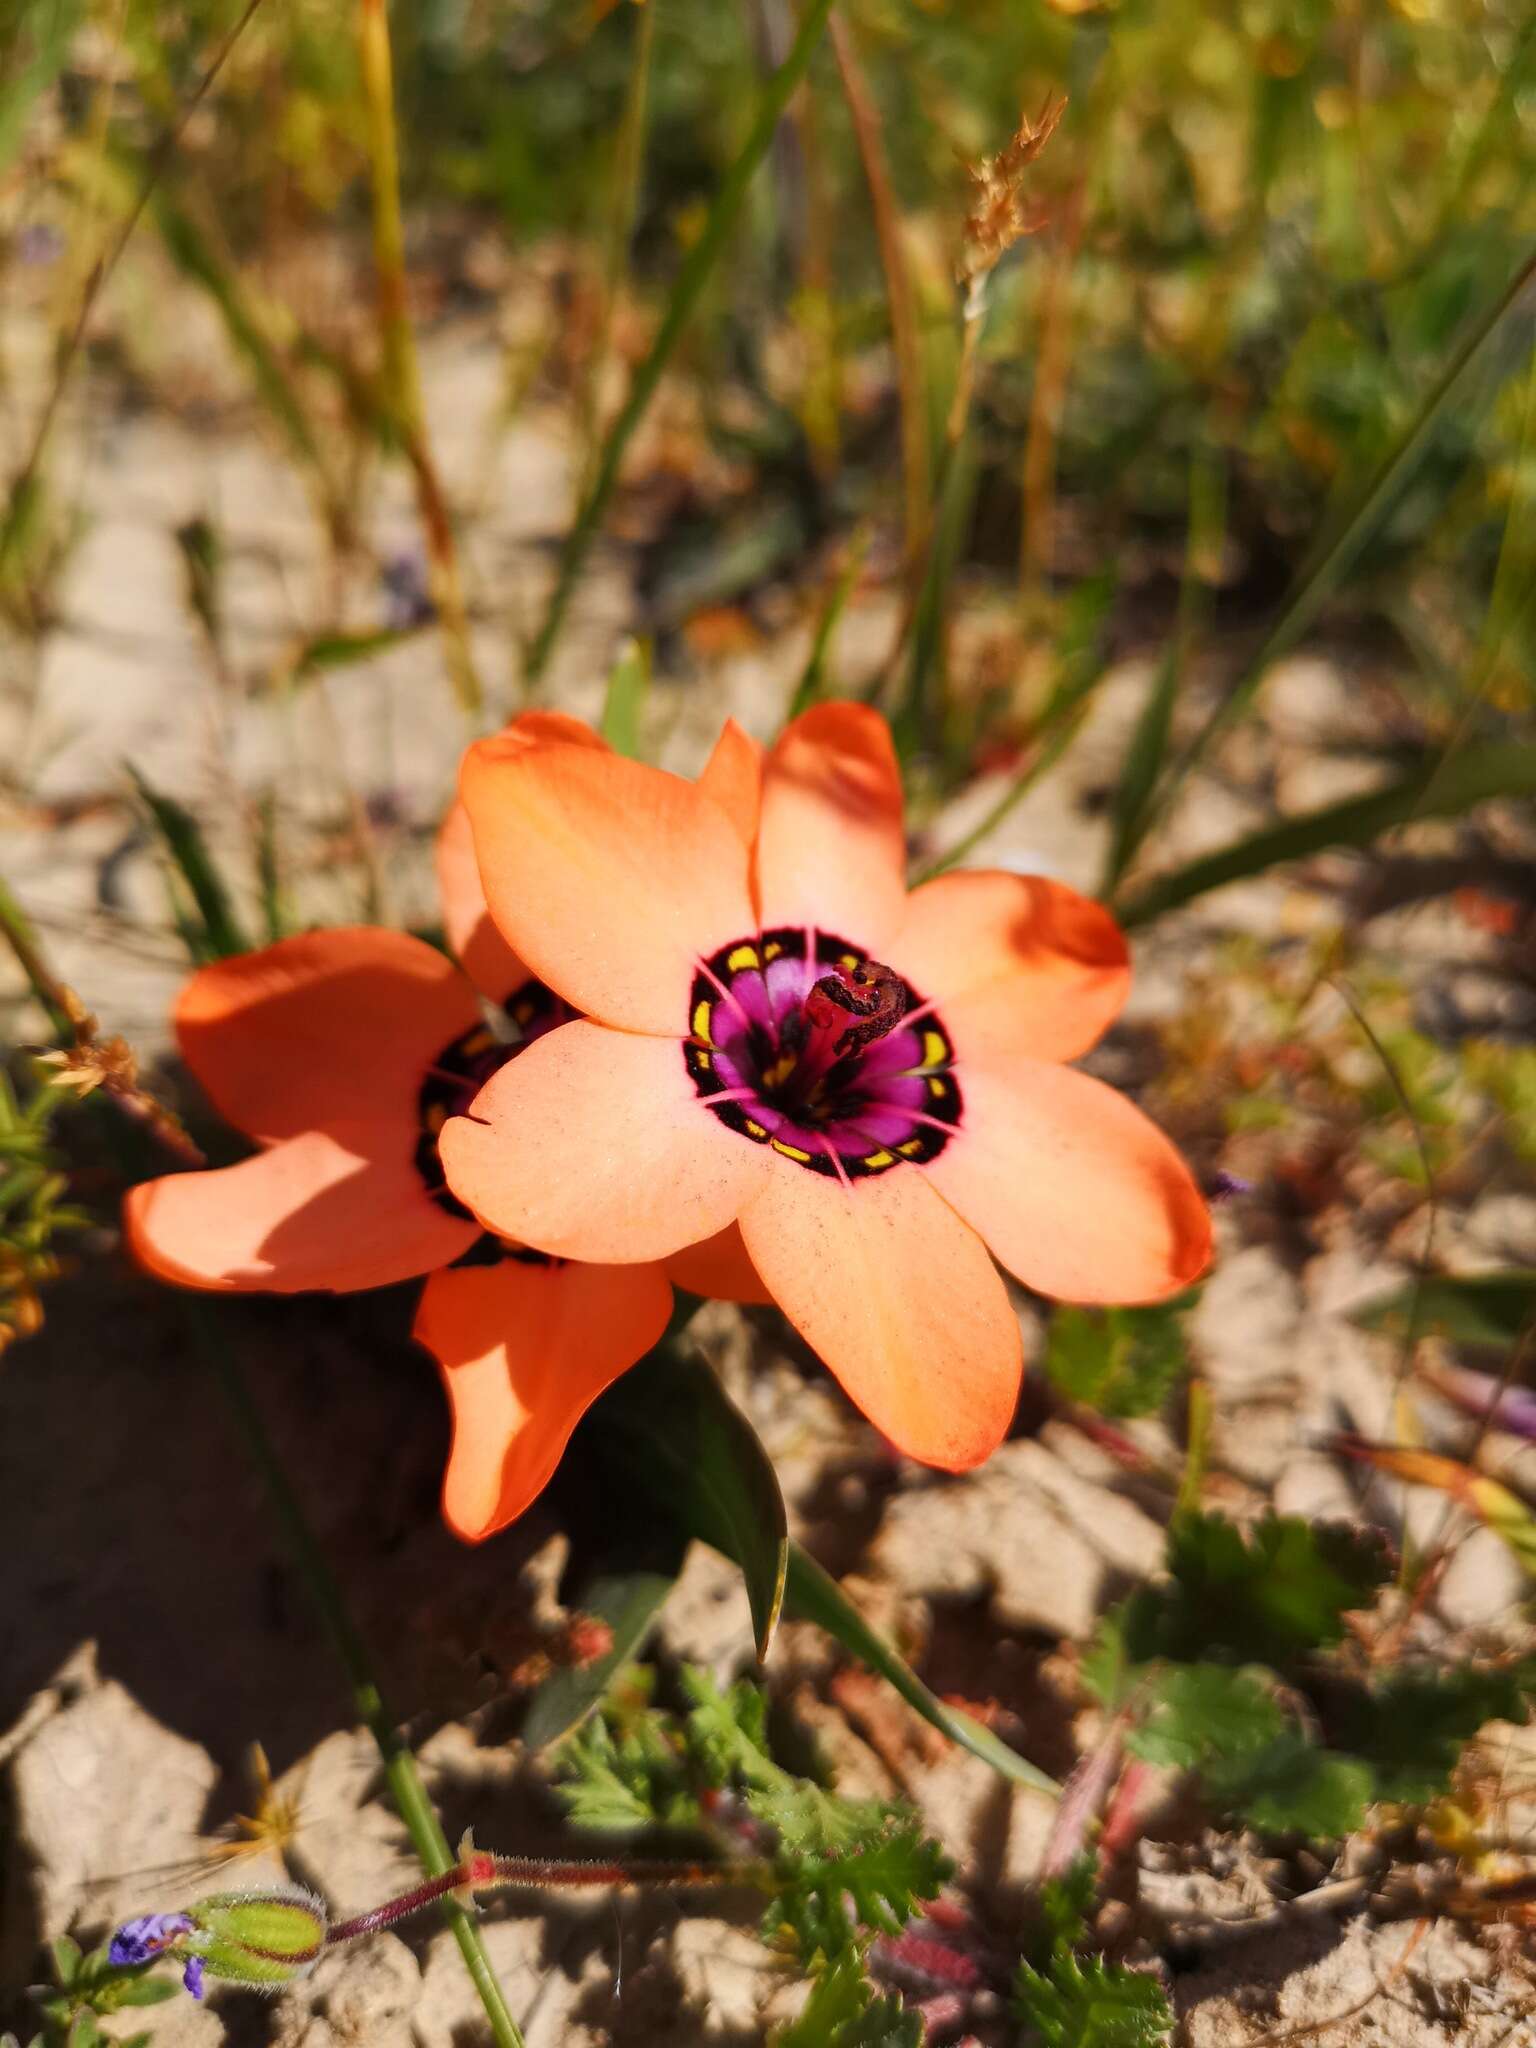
1120;236;1536;873
357;0;482;722
193;1306;524;2048
526;0;837;683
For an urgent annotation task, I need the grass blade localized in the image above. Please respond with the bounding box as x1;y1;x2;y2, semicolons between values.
526;0;837;683
1113;742;1536;929
128;764;251;963
788;531;867;719
600;636;651;758
784;1543;1058;1795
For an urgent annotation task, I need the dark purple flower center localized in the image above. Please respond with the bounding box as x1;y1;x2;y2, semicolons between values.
417;982;571;1267
684;928;961;1179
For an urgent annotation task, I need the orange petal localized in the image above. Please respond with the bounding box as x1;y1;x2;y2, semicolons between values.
460;742;753;1033
889;870;1130;1064
755;702;908;950
176;928;479;1142
417;1256;672;1541
661;1221;772;1305
738;1166;1021;1469
924;1060;1212;1305
124;1125;478;1293
696;718;764;850
436;798;531;1005
439;1019;770;1262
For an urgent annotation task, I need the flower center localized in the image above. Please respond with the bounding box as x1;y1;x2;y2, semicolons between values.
684;928;961;1178
416;981;571;1227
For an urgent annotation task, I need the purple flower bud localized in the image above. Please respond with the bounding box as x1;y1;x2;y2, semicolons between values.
183;1956;207;2000
108;1913;194;1968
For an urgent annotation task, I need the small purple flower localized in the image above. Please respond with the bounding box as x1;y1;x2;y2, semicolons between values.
381;548;434;630
108;1913;194;1967
183;1955;207;2000
1210;1170;1254;1202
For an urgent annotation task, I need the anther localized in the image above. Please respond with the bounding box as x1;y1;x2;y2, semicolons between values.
805;959;908;1057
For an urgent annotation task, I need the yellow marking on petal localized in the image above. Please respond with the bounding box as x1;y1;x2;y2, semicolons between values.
693;1049;713;1070
764;940;783;961
726;943;760;972
745;1119;769;1140
928;1076;948;1098
863;1149;896;1170
770;1138;813;1163
897;1138;926;1157
460;1028;494;1055
692;998;714;1045
839;952;860;970
921;1029;949;1069
762;1051;797;1090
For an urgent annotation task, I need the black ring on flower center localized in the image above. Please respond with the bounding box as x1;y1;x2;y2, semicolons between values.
416;982;571;1265
683;926;961;1179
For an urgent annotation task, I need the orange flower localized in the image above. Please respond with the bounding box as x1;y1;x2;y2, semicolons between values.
441;703;1212;1473
125;712;764;1540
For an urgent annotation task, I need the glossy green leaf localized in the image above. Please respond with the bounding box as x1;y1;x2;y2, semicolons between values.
522;1540;687;1752
600;637;651;758
784;1544;1057;1794
1114;745;1536;929
585;1347;788;1658
1353;1270;1536;1352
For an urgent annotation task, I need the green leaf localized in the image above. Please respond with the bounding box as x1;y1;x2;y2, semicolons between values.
583;1348;788;1657
1326;1660;1536;1805
523;1542;688;1753
1201;1732;1374;1840
108;1976;179;2009
1013;1951;1174;2048
1122;1513;1394;1668
290;626;430;680
766;1814;949;1958
1127;1665;1285;1773
785;1544;1058;1795
127;764;251;964
1044;1304;1190;1419
775;1955;921;2048
552;1681;701;1832
599;637;651;758
1114;745;1536;930
1352;1271;1536;1352
49;1938;81;1989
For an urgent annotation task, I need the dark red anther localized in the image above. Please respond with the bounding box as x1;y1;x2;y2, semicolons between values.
805;958;907;1056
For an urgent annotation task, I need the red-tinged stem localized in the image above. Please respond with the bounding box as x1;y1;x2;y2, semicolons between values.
325;1854;770;1946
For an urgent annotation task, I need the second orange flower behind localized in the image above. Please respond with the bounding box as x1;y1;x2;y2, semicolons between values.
442;702;1213;1477
125;712;765;1542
